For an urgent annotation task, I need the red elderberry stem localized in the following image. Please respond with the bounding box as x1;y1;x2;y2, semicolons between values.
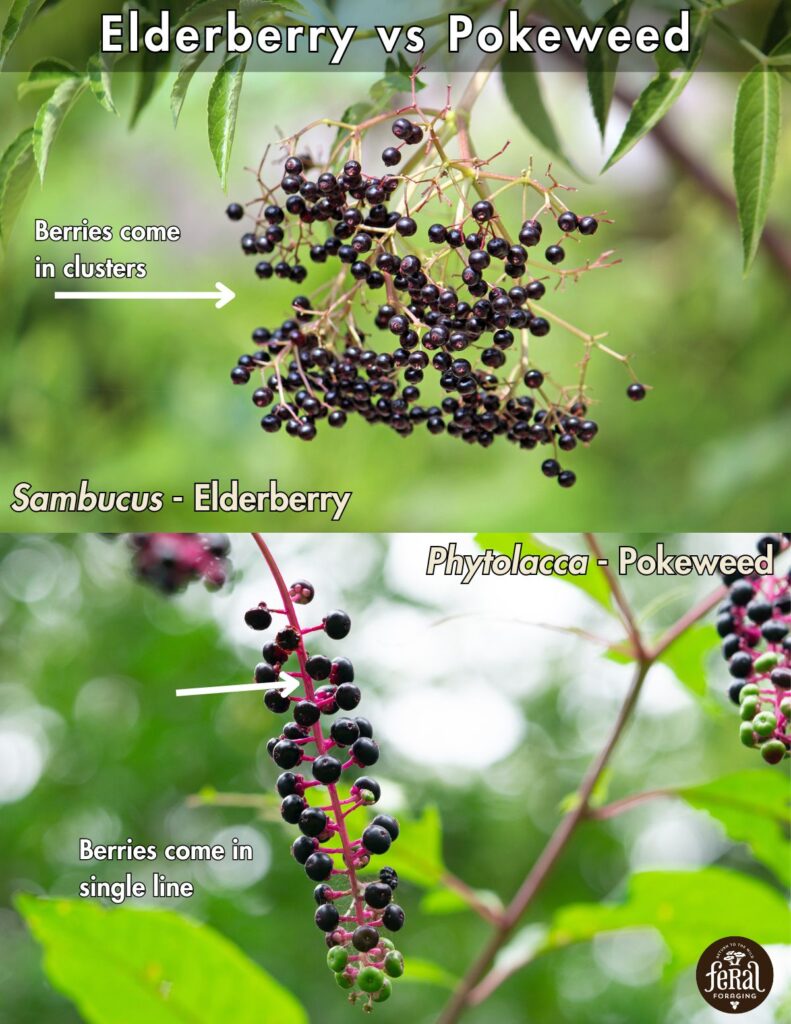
250;533;368;927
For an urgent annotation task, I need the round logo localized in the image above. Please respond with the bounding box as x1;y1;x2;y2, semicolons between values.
696;936;773;1014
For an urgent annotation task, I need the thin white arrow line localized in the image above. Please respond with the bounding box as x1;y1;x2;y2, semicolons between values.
176;681;292;697
54;281;235;309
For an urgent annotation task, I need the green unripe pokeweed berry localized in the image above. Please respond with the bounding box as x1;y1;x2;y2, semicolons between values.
752;711;777;737
357;966;385;993
739;721;757;747
754;651;780;673
372;979;392;1003
335;971;354;990
740;696;760;721
739;683;760;699
760;739;787;764
327;946;349;972
384;950;405;978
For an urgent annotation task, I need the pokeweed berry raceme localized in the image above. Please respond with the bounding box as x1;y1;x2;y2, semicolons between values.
716;533;791;765
124;533;231;593
224;73;647;489
249;534;405;1010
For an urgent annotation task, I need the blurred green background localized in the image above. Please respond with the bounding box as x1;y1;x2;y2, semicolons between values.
0;34;789;531
0;532;788;1024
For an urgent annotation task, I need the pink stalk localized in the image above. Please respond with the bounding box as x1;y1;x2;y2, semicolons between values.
251;532;367;926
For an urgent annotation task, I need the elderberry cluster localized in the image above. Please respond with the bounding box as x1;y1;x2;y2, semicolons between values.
244;584;405;1009
125;533;230;593
224;104;644;488
716;533;791;765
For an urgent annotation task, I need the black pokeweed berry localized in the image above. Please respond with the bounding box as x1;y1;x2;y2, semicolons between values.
245;605;272;630
315;903;340;931
364;882;393;909
382;904;405;931
362;824;392;855
324;610;351;639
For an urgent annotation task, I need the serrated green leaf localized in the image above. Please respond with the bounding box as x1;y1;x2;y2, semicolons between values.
32;75;87;183
17;58;77;99
0;0;48;68
679;771;790;889
171;50;210;126
586;0;632;137
399;958;459;989
383;805;445;888
547;869;789;974
733;67;781;273
16;895;308;1024
502;53;582;177
475;533;613;613
0;127;36;247
603;71;692;170
208;54;247;190
87;53;117;114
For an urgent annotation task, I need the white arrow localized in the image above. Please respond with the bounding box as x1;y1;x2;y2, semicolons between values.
54;281;235;309
176;676;300;698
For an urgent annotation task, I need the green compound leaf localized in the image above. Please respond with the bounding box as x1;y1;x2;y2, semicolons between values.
546;868;789;974
0;127;36;248
603;70;692;170
475;533;612;613
17;58;78;99
678;770;790;889
208;53;247;190
16;895;308;1024
733;67;781;274
501;52;583;177
0;0;48;68
32;75;87;183
586;0;632;138
87;53;118;114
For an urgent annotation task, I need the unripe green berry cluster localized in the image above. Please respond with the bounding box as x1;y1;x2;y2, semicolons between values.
716;533;791;765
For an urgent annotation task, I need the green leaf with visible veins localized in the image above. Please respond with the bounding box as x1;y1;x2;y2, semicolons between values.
16;895;308;1024
546;869;790;974
208;54;247;190
32;75;87;183
0;128;36;247
733;67;781;273
603;71;692;170
476;533;613;612
0;0;48;68
171;50;210;126
679;770;790;888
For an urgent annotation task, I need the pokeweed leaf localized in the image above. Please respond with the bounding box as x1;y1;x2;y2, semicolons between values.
475;533;613;613
87;52;118;114
383;804;446;888
0;0;48;68
546;869;789;975
33;75;87;183
208;53;247;190
586;0;632;137
501;52;583;177
0;128;36;247
678;770;790;889
16;895;308;1024
17;58;77;99
733;67;781;273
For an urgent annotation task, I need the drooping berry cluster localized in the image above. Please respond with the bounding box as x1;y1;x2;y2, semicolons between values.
224;85;645;488
716;533;791;765
245;580;406;1009
125;533;230;593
